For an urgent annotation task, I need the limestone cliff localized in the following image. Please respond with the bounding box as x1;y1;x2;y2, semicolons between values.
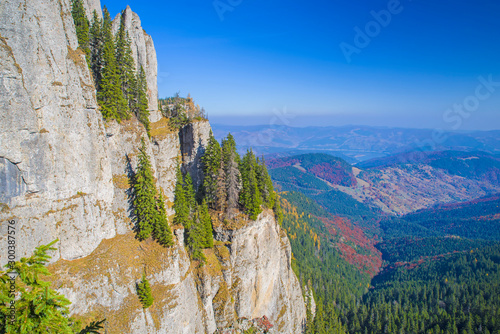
0;0;307;333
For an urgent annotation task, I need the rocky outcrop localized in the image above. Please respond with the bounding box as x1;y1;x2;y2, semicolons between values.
180;120;212;190
47;210;305;334
0;1;307;333
0;0;116;261
213;210;307;333
82;0;103;19
112;6;161;123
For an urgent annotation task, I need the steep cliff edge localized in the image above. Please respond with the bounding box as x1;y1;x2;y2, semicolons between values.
47;210;305;334
0;0;306;332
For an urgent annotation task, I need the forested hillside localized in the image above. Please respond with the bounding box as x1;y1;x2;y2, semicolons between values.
266;151;500;334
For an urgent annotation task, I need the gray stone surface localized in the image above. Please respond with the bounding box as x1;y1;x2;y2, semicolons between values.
0;0;116;262
180;120;212;190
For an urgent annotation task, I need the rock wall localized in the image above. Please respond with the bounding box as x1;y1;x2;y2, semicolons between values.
0;0;115;261
0;1;307;333
112;6;161;123
212;210;307;333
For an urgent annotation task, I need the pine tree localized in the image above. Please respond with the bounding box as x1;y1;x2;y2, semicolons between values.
184;172;197;214
134;66;150;134
133;138;157;240
0;240;106;333
89;10;103;88
71;0;90;62
305;293;314;334
187;208;206;262
154;192;174;247
201;130;221;209
97;6;128;121
313;299;328;334
199;199;214;248
137;273;154;308
256;156;276;209
222;133;241;213
115;14;136;113
273;194;284;225
173;164;190;228
239;149;262;220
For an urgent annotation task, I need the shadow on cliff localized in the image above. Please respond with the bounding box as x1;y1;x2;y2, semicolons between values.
125;154;138;234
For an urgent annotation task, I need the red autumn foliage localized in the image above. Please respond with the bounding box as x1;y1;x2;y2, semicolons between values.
318;215;382;277
308;162;356;187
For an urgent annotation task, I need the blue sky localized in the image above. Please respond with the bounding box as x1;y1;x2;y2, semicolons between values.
101;0;500;130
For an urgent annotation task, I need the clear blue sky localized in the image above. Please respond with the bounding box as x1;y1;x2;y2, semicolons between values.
101;0;500;130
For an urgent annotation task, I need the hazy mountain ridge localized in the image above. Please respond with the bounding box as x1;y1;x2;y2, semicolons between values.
212;124;500;163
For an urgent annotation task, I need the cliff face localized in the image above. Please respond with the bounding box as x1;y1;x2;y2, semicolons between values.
0;0;116;261
0;0;306;333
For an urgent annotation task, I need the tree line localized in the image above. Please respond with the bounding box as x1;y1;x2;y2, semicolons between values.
200;131;282;221
171;131;283;262
71;0;150;133
158;93;207;130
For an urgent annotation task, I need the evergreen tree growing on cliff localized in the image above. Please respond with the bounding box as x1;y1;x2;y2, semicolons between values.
89;10;103;88
133;138;157;240
173;164;190;228
71;0;90;63
199;199;214;248
183;172;197;214
0;240;106;333
154;192;174;247
97;7;128;121
115;14;137;113
239;149;262;220
134;66;150;135
273;194;284;225
221;133;241;213
187;208;206;263
255;156;276;209
201;130;221;209
136;273;154;308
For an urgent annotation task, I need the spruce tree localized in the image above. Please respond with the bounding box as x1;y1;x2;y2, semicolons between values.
133;138;157;240
183;172;197;214
115;15;136;113
137;273;154;308
239;149;262;220
98;6;128;121
173;164;190;228
200;199;214;248
89;10;103;88
71;0;90;62
134;66;150;134
222;133;241;212
0;240;106;333
273;194;284;225
154;192;174;247
256;156;276;209
201;130;221;209
187;208;206;262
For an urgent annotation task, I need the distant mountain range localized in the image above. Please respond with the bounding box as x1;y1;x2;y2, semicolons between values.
267;151;500;215
211;124;500;163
